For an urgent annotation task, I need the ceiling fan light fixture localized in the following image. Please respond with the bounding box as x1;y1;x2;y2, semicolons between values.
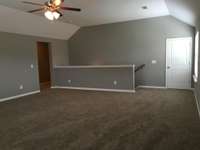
53;11;61;19
44;10;61;21
44;10;54;20
23;0;81;20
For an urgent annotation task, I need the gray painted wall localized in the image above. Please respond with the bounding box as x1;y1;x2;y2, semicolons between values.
68;16;195;86
0;31;68;99
51;41;69;66
54;67;134;90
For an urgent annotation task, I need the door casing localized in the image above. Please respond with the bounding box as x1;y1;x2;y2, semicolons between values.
165;37;192;89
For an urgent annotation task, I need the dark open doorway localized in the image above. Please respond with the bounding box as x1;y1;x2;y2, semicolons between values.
37;42;51;90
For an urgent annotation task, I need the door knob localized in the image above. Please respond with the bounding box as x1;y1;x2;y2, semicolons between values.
167;66;171;69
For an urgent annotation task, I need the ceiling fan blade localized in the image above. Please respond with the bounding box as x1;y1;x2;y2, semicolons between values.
61;7;81;12
28;8;44;13
22;1;44;6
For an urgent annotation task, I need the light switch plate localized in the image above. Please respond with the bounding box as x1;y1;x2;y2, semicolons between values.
152;60;157;64
19;85;23;90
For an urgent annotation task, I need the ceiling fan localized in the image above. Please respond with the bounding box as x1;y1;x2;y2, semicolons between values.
22;0;81;21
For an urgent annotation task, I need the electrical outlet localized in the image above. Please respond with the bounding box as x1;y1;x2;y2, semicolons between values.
19;85;24;90
68;80;72;84
113;80;117;86
30;64;34;69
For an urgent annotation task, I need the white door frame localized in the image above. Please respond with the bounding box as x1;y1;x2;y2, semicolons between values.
165;37;193;89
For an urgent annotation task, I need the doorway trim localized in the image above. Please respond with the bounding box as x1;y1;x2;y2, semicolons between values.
36;41;52;90
165;37;193;89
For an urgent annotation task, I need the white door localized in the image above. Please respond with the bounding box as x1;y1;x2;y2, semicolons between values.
166;37;192;89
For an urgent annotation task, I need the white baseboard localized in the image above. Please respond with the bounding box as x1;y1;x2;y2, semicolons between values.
0;90;40;103
137;85;167;89
193;90;200;119
51;86;135;93
137;85;194;91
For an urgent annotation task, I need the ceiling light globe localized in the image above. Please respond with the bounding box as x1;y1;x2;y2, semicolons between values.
44;10;54;21
53;11;60;20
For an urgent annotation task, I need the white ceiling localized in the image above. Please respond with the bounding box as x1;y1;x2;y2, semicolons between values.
165;0;200;27
0;0;170;27
0;0;199;39
0;5;79;40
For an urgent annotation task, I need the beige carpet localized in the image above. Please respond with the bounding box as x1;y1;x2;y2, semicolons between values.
0;88;200;150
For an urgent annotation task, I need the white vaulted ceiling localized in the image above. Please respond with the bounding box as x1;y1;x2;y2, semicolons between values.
0;0;169;27
165;0;200;27
0;0;199;39
0;5;79;40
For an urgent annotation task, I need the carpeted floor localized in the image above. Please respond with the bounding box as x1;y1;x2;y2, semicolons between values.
0;88;200;150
